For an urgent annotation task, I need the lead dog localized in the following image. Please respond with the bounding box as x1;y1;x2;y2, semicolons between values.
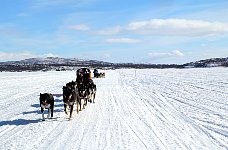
40;93;54;121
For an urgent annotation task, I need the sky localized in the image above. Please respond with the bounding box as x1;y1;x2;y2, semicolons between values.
0;0;228;64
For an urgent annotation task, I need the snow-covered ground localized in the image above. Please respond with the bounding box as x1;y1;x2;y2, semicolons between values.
0;68;228;150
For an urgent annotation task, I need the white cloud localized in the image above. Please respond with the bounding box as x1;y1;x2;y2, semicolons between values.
96;26;122;35
0;52;35;61
68;24;90;31
0;52;58;61
105;38;141;43
41;53;58;58
148;50;184;58
98;19;228;37
103;53;111;59
173;50;184;57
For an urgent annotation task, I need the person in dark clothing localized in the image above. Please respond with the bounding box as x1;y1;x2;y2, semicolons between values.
76;72;83;84
93;69;99;78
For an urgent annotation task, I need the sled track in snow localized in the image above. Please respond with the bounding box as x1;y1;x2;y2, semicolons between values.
0;68;228;150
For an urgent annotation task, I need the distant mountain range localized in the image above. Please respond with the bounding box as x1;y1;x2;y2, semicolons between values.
0;57;112;66
183;57;228;68
0;57;227;72
0;57;114;72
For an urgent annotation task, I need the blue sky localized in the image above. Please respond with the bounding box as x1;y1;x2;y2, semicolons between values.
0;0;228;64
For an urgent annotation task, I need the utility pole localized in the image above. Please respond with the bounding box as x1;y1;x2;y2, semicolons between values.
133;56;136;77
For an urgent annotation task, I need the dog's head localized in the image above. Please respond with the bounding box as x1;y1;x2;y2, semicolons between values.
66;81;77;89
63;86;75;103
78;84;87;97
40;93;51;108
88;82;96;90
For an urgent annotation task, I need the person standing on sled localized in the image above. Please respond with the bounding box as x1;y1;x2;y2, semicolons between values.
93;69;99;78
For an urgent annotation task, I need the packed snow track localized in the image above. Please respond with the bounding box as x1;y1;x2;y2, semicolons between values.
0;68;227;150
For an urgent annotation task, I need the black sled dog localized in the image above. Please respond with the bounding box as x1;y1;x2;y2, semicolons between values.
39;93;54;121
86;79;96;103
63;81;80;120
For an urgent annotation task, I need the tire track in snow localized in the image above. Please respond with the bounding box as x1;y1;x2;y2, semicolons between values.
111;90;149;149
118;73;164;149
91;73;125;149
122;84;188;149
154;79;228;149
119;69;226;149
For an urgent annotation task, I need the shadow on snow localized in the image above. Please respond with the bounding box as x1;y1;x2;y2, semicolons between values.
0;119;41;126
0;97;66;127
22;98;64;115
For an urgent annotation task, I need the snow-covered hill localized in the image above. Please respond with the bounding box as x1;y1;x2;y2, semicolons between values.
0;57;111;66
0;68;228;150
184;57;228;68
0;57;114;71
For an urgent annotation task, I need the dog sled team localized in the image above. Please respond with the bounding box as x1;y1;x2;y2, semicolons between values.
40;68;98;121
93;68;105;78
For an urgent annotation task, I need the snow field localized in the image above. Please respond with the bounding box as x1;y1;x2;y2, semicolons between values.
0;68;227;150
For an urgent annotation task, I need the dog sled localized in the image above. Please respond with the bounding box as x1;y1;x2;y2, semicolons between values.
76;68;92;80
93;69;105;78
76;68;97;102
